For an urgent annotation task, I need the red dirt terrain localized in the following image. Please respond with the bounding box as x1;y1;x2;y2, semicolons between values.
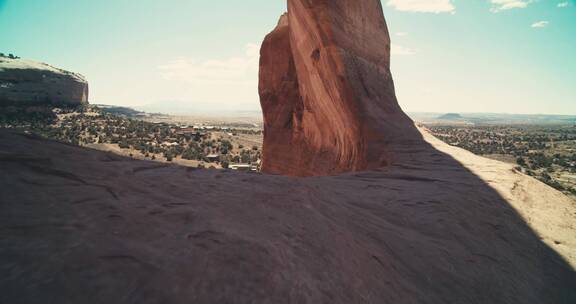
0;130;575;303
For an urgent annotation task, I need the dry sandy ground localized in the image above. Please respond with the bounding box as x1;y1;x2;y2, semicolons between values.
85;143;219;169
209;131;263;152
0;128;575;303
143;114;262;128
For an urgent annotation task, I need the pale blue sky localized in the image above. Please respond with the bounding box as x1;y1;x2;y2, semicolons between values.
1;0;574;115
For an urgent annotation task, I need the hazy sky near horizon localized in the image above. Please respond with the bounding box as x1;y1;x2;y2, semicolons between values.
1;0;575;115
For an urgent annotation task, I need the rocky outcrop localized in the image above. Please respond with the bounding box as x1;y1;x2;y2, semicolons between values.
1;129;575;303
0;57;88;106
259;0;420;176
259;14;306;175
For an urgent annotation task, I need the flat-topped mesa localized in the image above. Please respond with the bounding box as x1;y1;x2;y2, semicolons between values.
259;0;421;177
0;57;89;107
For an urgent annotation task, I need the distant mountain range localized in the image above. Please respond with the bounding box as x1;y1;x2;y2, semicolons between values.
437;113;463;120
135;102;262;118
94;104;146;117
409;112;576;125
93;105;576;125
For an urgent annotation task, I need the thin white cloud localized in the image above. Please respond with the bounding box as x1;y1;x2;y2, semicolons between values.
531;20;549;28
489;0;531;13
391;44;417;56
386;0;455;14
558;2;569;7
158;43;259;86
396;32;409;37
152;43;261;110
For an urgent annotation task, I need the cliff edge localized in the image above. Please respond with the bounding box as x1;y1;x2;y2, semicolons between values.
0;57;88;106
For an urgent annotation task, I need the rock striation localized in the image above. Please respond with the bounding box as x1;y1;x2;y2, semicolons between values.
259;0;420;176
0;57;89;106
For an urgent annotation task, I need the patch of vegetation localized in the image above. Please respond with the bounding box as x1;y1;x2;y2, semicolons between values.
0;105;57;125
1;105;262;170
0;52;21;59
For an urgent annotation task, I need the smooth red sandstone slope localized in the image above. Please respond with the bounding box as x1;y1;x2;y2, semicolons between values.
1;130;575;303
259;0;420;176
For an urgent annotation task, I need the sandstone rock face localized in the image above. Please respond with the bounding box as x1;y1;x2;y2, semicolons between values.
259;14;306;175
0;57;89;106
259;0;421;176
1;129;575;303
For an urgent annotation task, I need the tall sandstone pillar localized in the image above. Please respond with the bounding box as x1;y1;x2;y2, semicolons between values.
259;0;420;176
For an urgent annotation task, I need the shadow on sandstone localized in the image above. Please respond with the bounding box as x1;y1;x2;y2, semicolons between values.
325;123;576;303
0;128;575;303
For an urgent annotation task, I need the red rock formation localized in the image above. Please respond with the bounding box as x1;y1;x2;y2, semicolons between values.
259;14;306;175
259;0;420;176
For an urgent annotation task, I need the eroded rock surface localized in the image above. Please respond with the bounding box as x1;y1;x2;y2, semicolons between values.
259;0;420;176
1;129;575;303
0;58;89;106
